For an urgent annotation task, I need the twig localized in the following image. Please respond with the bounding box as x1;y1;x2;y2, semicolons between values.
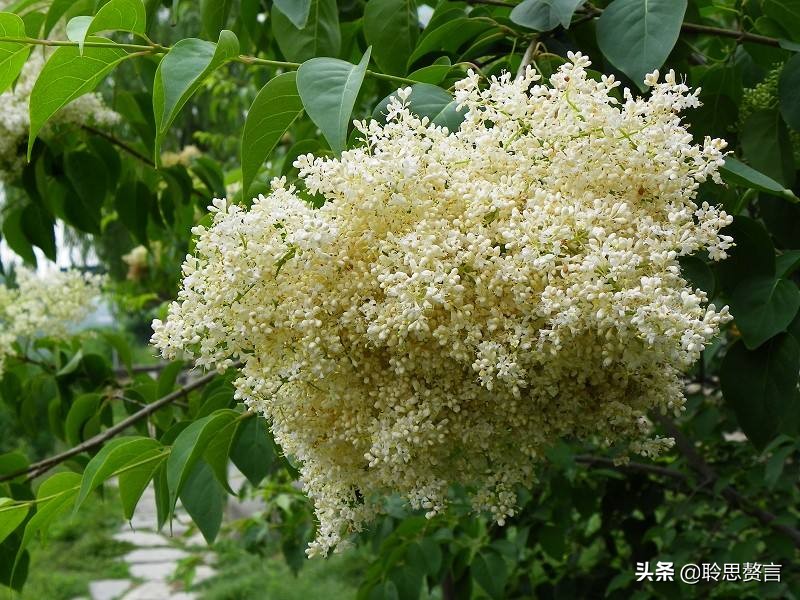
574;455;687;481
81;125;152;166
654;416;800;548
0;364;240;483
516;38;537;79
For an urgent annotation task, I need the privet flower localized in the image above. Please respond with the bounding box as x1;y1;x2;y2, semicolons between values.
153;54;733;556
0;268;104;375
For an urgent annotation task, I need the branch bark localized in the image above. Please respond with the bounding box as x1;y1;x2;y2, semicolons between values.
654;416;800;548
0;365;239;483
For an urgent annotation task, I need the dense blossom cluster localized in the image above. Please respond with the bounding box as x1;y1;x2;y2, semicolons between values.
153;54;733;556
0;268;104;375
0;17;119;178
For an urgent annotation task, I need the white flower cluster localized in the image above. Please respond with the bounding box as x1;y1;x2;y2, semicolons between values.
153;54;733;556
0;41;119;179
0;268;104;375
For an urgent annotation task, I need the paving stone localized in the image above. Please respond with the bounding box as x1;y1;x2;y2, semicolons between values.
170;593;197;600
128;562;178;581
113;531;170;547
192;565;217;585
89;579;132;600
125;548;189;564
120;581;172;600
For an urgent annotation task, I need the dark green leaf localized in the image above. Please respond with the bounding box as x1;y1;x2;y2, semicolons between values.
373;83;466;131
118;446;167;520
779;52;800;130
166;409;237;514
720;157;799;203
64;393;101;446
75;436;162;509
510;0;585;31
272;0;340;63
200;0;232;38
721;335;800;450
273;0;312;29
230;415;273;486
179;460;224;543
596;0;687;88
296;48;371;155
0;499;28;546
740;109;795;188
241;71;304;198
472;551;507;600
364;0;418;76
152;31;240;160
730;276;800;349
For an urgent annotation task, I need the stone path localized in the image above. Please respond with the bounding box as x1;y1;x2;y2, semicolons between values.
81;468;260;600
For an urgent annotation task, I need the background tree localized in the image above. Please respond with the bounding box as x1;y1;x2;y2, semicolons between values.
0;0;799;598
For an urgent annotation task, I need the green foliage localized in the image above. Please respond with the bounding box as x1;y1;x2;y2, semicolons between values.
1;0;800;596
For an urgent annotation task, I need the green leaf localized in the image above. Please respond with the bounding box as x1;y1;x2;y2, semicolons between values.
730;277;800;350
44;0;78;37
596;0;687;88
156;360;184;397
14;472;81;576
118;446;167;520
200;0;232;38
407;18;491;69
241;72;304;199
678;255;715;298
152;30;239;161
3;207;36;265
0;500;29;546
64;393;101;446
0;12;30;94
114;181;151;244
777;250;800;278
408;57;452;85
740;110;795;188
20;204;56;261
64;151;107;234
779;53;800;131
296;48;371;155
166;410;237;514
364;0;418;76
68;0;146;53
230;415;273;486
203;416;239;493
472;551;507;600
273;0;312;29
373;83;466;131
56;349;84;377
75;436;162;509
510;0;585;31
720;157;799;203
721;335;800;450
272;0;340;63
179;460;224;543
28;38;131;159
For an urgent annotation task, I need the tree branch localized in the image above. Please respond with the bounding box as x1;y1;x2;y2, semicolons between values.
0;365;239;483
654;416;800;548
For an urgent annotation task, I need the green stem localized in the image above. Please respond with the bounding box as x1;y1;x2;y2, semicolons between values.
0;36;155;52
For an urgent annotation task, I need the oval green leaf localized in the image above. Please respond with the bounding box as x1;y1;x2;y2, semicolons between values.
297;48;371;155
0;12;30;94
364;0;419;76
596;0;687;88
241;71;304;199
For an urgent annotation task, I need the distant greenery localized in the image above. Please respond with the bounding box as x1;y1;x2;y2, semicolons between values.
20;487;132;600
